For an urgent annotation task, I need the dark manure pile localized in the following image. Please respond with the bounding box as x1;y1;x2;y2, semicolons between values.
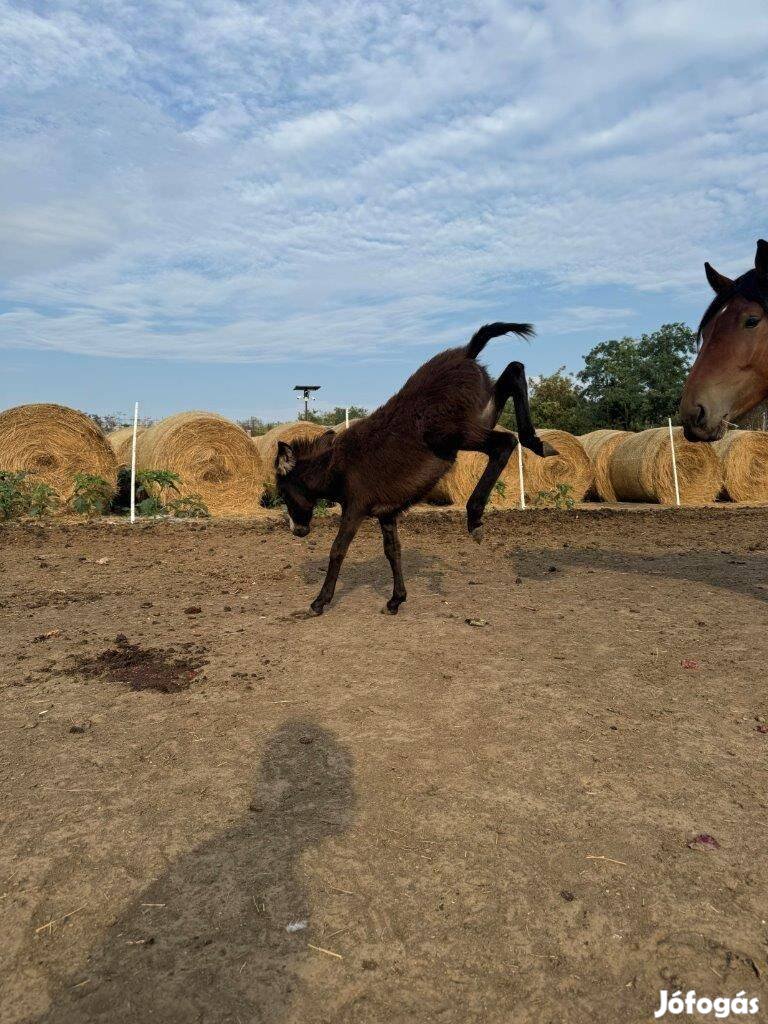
76;634;206;693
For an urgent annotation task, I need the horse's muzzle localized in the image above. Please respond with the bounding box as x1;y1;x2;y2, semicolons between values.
681;403;726;442
682;418;726;442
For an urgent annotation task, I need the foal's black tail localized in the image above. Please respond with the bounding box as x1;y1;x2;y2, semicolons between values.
466;321;535;359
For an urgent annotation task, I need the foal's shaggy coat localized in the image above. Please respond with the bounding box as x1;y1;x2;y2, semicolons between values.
276;322;555;614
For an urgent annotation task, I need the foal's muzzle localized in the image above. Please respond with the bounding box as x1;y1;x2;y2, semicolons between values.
288;515;310;538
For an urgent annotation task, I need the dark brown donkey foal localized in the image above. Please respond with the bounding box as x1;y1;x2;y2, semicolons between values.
275;322;555;615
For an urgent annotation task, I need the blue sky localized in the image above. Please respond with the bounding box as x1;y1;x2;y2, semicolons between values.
1;0;767;424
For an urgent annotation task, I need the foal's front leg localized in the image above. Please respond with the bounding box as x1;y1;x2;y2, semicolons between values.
379;514;406;614
311;510;363;615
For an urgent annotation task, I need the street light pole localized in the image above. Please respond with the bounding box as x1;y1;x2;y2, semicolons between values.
293;385;321;421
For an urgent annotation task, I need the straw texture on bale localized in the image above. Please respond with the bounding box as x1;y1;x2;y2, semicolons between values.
524;429;593;502
426;450;500;506
578;429;632;500
425;428;511;505
136;412;265;516
0;403;117;498
608;426;721;505
255;421;331;488
714;430;768;502
107;426;146;468
426;428;592;506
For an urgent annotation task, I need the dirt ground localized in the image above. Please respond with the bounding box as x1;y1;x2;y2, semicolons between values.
2;506;767;1024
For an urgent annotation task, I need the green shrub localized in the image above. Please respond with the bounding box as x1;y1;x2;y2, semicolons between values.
137;469;181;496
260;485;285;509
136;494;164;517
0;471;58;520
0;471;31;520
532;483;575;510
27;480;59;517
134;470;209;518
69;474;114;517
136;469;179;517
165;494;210;519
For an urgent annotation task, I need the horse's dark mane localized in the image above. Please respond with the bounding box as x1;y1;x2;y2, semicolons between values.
698;269;768;342
291;431;335;461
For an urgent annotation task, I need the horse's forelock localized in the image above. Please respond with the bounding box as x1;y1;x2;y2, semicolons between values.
697;293;728;345
698;269;768;347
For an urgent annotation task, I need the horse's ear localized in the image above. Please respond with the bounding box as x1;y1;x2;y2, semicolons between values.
704;261;733;294
275;441;296;477
755;239;768;278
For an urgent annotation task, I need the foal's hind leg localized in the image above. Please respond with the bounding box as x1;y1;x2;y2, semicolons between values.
463;430;517;541
379;514;406;614
493;361;554;457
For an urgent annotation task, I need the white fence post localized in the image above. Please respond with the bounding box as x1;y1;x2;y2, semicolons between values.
130;402;139;524
668;417;681;508
517;439;526;510
345;406;349;429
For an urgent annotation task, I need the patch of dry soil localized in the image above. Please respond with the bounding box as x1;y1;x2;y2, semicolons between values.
1;507;767;1023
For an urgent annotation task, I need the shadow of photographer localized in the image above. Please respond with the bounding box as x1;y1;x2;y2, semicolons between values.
33;718;356;1024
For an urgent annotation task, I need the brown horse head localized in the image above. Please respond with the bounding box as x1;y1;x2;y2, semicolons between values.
679;239;768;440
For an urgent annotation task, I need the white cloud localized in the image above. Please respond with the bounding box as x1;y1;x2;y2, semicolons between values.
537;307;637;335
0;4;134;91
0;0;766;363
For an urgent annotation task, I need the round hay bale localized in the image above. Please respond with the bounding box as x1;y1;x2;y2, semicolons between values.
714;430;768;502
136;412;265;517
578;429;632;500
107;426;146;468
426;428;546;507
608;426;721;505
524;429;593;502
255;421;330;488
426;450;491;505
0;402;117;498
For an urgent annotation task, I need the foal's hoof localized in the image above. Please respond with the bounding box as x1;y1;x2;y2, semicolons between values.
542;442;558;457
470;525;484;544
309;600;326;616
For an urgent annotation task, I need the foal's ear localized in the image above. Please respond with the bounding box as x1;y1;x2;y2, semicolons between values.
755;239;768;278
704;261;733;294
275;441;296;477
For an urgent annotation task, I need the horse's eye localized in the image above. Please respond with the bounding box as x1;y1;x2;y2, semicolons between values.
745;315;761;328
